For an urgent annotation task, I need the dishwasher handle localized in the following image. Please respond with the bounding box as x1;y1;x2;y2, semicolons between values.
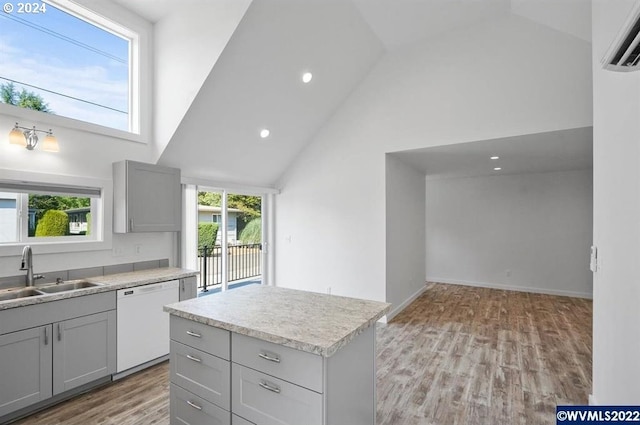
117;280;179;298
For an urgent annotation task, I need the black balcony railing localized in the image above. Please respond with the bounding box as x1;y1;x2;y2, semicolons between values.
197;243;262;291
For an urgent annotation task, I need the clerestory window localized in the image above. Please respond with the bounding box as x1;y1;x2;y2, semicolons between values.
0;0;146;136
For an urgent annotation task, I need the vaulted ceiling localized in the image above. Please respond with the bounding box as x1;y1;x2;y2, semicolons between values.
112;0;593;187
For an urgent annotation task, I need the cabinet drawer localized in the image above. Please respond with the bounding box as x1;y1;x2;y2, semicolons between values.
170;383;230;425
232;414;255;425
171;316;230;360
171;341;230;410
232;333;322;393
232;364;323;425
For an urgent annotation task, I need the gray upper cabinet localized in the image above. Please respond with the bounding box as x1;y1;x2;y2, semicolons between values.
113;160;181;233
0;325;52;417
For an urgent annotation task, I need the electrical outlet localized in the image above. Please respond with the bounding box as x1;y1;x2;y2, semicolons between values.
505;269;511;277
134;244;142;255
112;247;123;257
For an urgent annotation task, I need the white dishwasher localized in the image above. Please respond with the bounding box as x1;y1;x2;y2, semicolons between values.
116;280;179;373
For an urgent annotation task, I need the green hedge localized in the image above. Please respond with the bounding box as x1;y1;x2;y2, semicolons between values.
239;218;261;243
198;223;219;250
35;210;69;237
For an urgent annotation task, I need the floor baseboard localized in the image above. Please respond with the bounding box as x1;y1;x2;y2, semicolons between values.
386;283;432;321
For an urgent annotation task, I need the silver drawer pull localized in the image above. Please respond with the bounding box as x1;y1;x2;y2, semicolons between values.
186;400;202;410
186;354;201;363
258;352;281;363
186;330;202;338
259;380;281;394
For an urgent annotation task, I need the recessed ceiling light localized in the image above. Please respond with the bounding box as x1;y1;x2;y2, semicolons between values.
494;167;502;171
490;156;500;160
260;129;270;138
302;72;313;83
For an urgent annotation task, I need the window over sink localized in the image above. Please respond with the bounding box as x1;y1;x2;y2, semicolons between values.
0;171;113;256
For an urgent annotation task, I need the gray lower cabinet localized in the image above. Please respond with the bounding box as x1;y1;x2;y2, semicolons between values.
232;414;255;425
231;363;323;425
169;315;376;425
0;294;117;421
53;311;116;395
170;316;231;425
179;277;197;301
0;325;52;417
170;383;230;425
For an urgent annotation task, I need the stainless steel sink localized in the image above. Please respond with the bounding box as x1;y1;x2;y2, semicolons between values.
0;288;45;301
38;281;102;294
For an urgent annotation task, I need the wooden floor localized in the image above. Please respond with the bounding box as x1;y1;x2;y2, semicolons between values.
13;283;592;425
376;283;592;425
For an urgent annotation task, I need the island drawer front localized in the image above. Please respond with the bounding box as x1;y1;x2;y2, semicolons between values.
171;341;230;410
171;316;230;360
231;363;323;425
231;333;323;393
170;383;230;425
232;414;256;425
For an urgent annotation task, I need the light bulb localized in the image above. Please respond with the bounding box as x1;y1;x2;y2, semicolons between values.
42;133;59;152
302;72;313;83
9;126;26;146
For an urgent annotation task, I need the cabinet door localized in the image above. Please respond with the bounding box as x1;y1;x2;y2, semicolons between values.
127;161;181;232
171;341;230;410
232;414;256;425
170;383;230;425
0;325;52;417
180;277;198;301
53;311;116;395
231;363;323;425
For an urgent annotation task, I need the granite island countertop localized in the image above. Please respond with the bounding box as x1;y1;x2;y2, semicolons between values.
0;267;198;311
163;285;391;357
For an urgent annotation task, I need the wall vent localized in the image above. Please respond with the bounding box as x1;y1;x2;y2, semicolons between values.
603;2;640;72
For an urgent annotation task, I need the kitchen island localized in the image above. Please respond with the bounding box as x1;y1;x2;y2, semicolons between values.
163;285;390;425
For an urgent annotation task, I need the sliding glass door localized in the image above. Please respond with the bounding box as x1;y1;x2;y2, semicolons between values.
189;187;267;294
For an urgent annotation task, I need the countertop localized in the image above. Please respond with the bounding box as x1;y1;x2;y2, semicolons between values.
164;285;391;357
0;267;198;311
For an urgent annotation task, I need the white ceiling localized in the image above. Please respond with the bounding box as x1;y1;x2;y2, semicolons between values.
112;0;591;45
107;0;593;187
109;0;190;23
157;0;384;186
390;127;593;180
352;0;511;49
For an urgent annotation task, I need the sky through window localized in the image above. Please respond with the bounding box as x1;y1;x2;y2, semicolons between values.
0;1;130;130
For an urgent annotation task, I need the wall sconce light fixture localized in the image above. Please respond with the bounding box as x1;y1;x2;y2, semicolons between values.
9;122;59;152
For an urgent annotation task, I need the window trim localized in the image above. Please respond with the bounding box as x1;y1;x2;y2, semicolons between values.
0;170;112;257
0;0;153;143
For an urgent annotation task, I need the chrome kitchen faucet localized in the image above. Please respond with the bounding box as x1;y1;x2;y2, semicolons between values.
20;245;44;287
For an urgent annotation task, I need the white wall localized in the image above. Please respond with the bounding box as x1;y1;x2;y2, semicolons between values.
152;0;251;160
385;155;426;318
592;0;640;404
425;169;593;298
275;14;592;303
